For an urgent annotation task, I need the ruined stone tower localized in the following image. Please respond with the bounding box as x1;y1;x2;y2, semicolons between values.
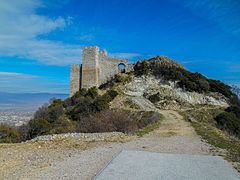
70;46;128;96
82;46;100;89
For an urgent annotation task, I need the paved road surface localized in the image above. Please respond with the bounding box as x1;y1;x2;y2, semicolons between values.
95;150;240;180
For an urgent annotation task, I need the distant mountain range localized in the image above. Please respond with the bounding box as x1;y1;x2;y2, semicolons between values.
0;92;68;111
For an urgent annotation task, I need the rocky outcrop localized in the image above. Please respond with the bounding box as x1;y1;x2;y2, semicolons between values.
122;76;228;110
149;56;185;70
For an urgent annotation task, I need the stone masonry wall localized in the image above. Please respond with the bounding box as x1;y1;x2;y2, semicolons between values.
82;46;100;89
99;57;128;85
70;64;81;96
70;46;129;96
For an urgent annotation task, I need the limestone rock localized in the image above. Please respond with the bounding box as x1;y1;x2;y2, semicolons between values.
122;76;228;110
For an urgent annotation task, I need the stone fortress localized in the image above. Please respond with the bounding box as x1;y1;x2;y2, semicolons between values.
70;46;129;96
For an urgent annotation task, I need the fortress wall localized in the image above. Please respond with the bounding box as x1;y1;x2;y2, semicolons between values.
82;46;100;88
70;64;81;96
99;57;128;85
70;46;130;96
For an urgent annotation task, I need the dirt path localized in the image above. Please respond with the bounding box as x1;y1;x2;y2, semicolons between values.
0;109;214;180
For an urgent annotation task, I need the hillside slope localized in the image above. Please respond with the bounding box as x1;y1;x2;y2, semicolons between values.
1;56;240;178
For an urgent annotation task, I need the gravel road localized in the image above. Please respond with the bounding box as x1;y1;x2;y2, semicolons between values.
0;110;221;180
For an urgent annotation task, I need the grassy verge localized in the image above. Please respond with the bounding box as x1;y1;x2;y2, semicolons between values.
135;117;162;137
181;108;240;172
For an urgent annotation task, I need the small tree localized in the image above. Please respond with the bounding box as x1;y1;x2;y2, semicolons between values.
27;119;51;139
0;124;21;143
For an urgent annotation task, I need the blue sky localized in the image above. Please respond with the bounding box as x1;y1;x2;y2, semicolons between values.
0;0;239;94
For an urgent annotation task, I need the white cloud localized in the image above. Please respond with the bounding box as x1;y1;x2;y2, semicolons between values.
0;0;82;65
0;0;144;66
0;71;69;93
0;72;38;79
109;53;142;59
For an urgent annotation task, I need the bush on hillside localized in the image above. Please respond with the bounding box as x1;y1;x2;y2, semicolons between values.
208;79;234;98
215;102;240;138
0;124;21;143
49;115;77;134
99;74;132;89
133;59;234;98
215;111;240;138
77;110;138;133
148;93;161;103
27;119;51;139
226;105;240;117
21;87;119;139
77;110;161;134
134;60;150;76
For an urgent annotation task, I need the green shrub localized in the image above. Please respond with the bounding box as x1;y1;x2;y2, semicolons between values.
148;93;161;103
215;103;240;138
48;105;64;123
77;110;138;133
99;74;132;89
133;58;234;97
72;88;88;98
34;104;49;120
49;115;77;134
215;112;240;138
209;79;234;99
0;124;21;143
226;105;240;118
50;99;63;106
105;89;118;100
92;97;109;111
115;74;132;84
27;119;51;139
85;87;98;99
134;60;150;76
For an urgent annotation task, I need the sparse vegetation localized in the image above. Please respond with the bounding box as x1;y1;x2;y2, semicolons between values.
215;103;240;138
135;57;240;141
77;110;138;133
134;57;236;100
25;87;119;139
0;85;163;143
135;120;161;137
181;108;240;171
99;74;132;89
1;56;239;145
0;124;21;143
148;93;161;103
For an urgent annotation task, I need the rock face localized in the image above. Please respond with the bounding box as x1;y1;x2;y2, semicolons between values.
122;76;228;110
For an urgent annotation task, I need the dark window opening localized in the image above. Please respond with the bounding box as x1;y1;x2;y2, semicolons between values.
118;63;126;73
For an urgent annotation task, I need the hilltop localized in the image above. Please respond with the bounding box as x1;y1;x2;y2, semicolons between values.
1;55;239;141
0;56;240;178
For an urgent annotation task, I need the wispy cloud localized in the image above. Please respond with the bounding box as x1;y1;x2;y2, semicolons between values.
109;52;143;59
0;71;68;93
0;0;82;65
227;64;240;72
0;72;38;79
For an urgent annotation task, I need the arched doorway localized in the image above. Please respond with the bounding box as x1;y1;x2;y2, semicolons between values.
118;63;126;73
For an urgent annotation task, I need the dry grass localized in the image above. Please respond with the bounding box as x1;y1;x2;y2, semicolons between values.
180;108;240;172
